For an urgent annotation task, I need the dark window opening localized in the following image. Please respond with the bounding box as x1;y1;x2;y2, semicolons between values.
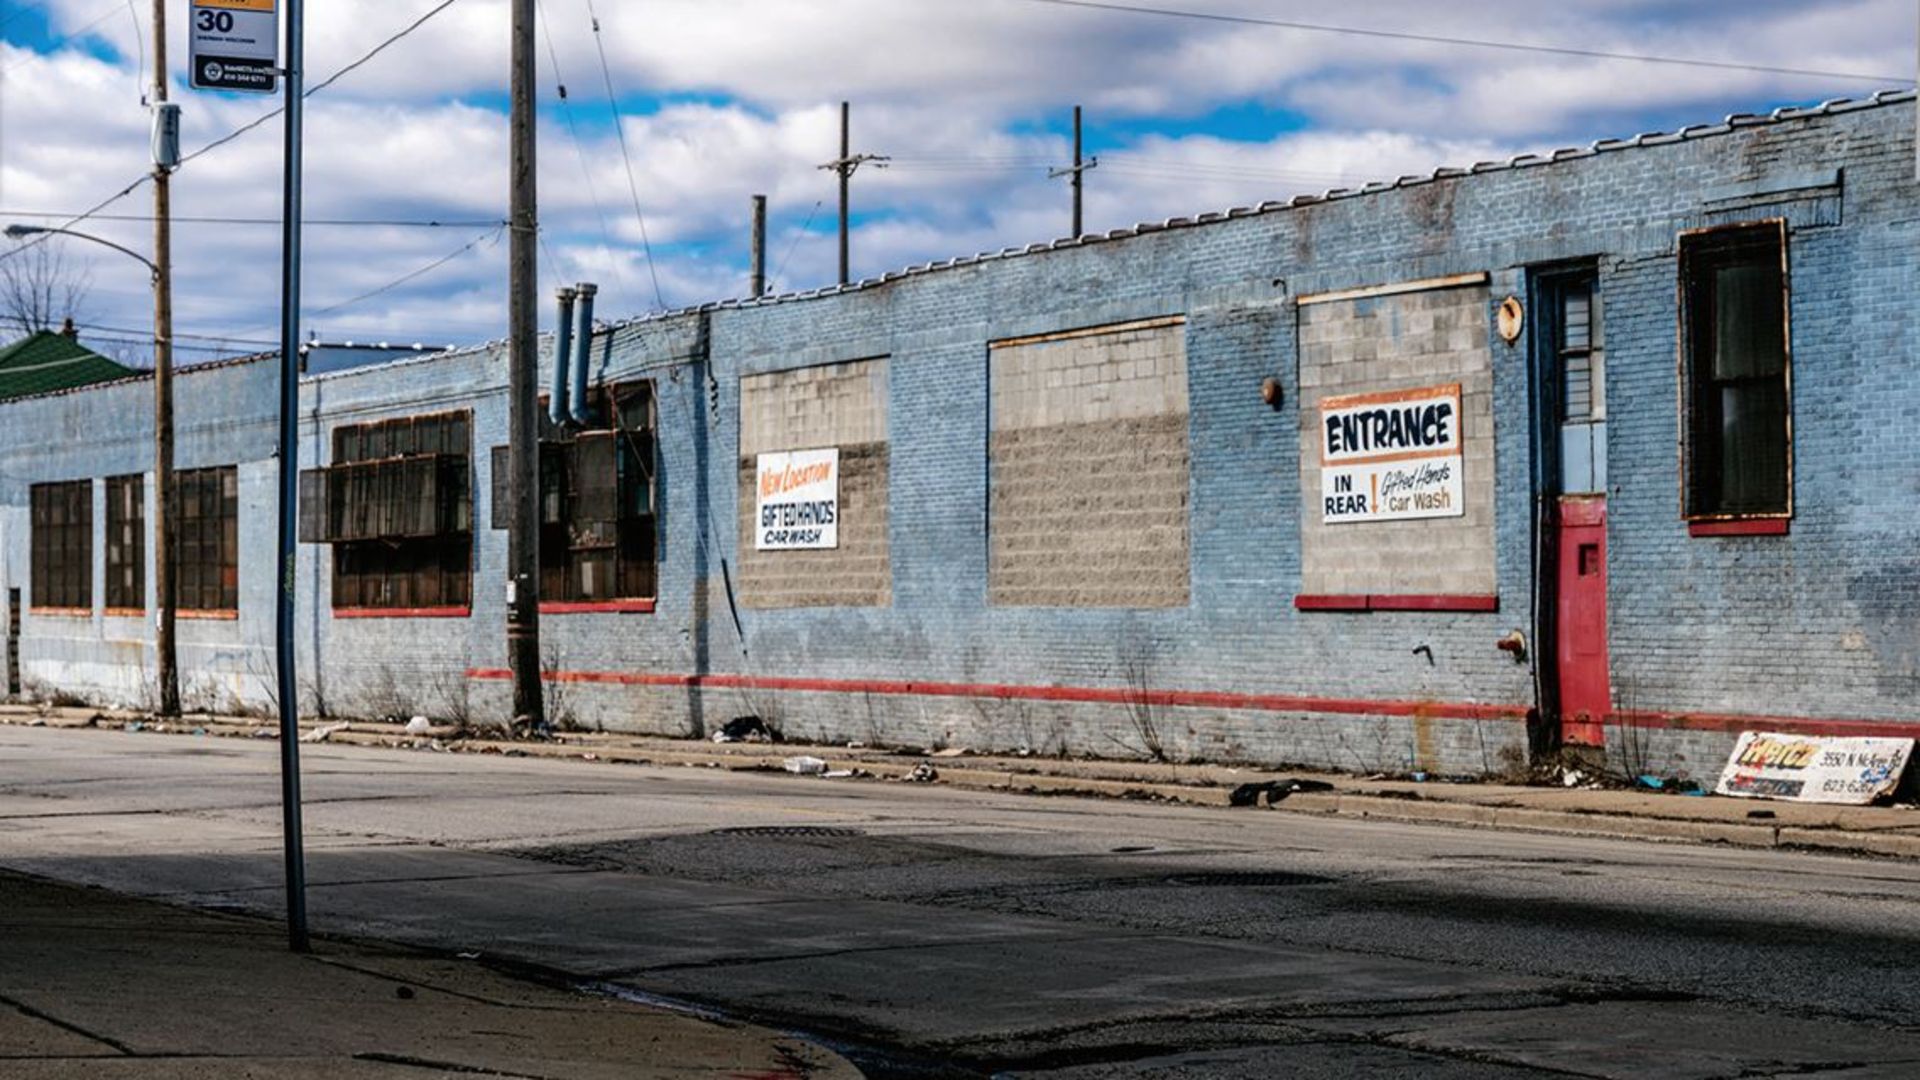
1558;281;1601;423
1681;222;1790;518
303;412;473;611
177;466;238;612
30;480;91;611
491;383;657;604
106;474;145;611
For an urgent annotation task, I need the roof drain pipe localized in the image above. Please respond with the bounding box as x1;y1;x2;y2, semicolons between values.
570;282;598;426
549;286;577;427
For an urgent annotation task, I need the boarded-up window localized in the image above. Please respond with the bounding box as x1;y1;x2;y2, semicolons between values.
498;383;657;604
736;358;890;610
178;466;238;612
30;480;91;611
105;474;145;611
308;412;473;610
988;319;1189;609
1681;222;1791;518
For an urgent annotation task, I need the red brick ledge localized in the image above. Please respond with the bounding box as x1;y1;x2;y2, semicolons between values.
1689;519;1790;537
334;606;471;620
539;599;656;615
1296;594;1499;613
177;609;237;621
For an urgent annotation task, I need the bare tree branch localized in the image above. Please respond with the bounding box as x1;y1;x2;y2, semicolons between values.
0;242;93;337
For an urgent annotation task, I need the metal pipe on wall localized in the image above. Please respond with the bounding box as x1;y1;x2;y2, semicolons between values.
570;282;597;425
550;287;576;427
750;195;767;298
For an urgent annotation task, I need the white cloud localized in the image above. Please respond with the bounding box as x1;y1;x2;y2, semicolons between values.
2;0;1908;352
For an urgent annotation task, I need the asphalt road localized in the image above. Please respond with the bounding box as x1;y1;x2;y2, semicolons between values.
2;725;1918;1078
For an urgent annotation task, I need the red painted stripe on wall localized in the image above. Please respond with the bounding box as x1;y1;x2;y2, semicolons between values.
464;667;1528;722
461;668;1920;739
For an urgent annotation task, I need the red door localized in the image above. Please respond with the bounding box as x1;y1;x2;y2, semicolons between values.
1556;498;1611;747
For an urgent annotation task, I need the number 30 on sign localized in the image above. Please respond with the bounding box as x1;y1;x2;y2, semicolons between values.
189;0;279;95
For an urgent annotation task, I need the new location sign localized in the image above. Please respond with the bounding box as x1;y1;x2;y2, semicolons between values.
190;0;279;94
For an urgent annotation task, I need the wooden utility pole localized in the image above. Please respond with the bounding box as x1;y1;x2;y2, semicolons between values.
151;0;178;718
818;102;886;286
1049;106;1098;240
506;0;544;725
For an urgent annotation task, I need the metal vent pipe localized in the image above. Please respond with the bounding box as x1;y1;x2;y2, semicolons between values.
550;287;576;426
570;282;597;425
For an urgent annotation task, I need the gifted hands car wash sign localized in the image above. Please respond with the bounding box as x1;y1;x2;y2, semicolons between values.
1320;383;1466;524
756;448;839;550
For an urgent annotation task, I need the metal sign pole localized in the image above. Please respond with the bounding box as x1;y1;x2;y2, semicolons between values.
275;0;310;954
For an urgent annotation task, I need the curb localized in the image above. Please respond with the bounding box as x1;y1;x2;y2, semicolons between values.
4;711;1914;860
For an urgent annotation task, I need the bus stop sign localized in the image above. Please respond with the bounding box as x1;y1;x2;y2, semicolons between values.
189;0;279;94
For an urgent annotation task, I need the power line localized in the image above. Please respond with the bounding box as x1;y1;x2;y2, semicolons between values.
1015;0;1907;83
769;199;824;293
1;210;505;228
307;224;505;319
180;0;465;167
583;0;668;310
2;0;466;274
536;0;626;291
0;0;130;74
70;320;280;346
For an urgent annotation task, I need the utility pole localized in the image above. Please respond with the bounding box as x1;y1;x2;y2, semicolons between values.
1048;105;1098;240
506;0;544;726
151;0;179;718
750;194;767;298
275;0;311;954
818;102;886;286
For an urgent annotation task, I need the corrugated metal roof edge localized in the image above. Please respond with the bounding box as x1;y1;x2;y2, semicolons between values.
586;88;1914;331
10;89;1912;403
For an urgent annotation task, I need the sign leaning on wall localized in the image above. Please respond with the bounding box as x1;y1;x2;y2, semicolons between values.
1715;731;1913;805
1320;383;1466;524
756;448;840;551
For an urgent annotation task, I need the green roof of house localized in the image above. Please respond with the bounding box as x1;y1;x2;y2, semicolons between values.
0;331;137;401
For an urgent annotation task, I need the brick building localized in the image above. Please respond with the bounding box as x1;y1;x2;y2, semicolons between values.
1;91;1915;778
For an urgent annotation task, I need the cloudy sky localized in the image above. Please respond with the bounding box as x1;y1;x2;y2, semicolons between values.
0;0;1909;364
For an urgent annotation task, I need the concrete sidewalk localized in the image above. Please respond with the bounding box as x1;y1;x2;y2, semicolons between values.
0;869;859;1079
7;704;1919;860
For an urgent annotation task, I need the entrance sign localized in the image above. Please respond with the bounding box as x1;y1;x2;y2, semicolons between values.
756;448;839;550
1320;383;1466;523
1716;731;1914;804
190;0;279;94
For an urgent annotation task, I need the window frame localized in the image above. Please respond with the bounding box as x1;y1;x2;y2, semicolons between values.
176;465;240;614
29;479;93;614
505;380;659;611
1676;218;1794;524
104;473;146;613
319;410;475;615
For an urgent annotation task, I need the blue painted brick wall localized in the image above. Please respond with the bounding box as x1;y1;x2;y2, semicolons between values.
1;94;1914;777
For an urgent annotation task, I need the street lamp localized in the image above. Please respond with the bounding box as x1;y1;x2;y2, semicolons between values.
4;221;180;719
4;224;159;278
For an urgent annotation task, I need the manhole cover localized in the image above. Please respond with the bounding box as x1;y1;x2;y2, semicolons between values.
709;826;863;838
1160;871;1331;888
